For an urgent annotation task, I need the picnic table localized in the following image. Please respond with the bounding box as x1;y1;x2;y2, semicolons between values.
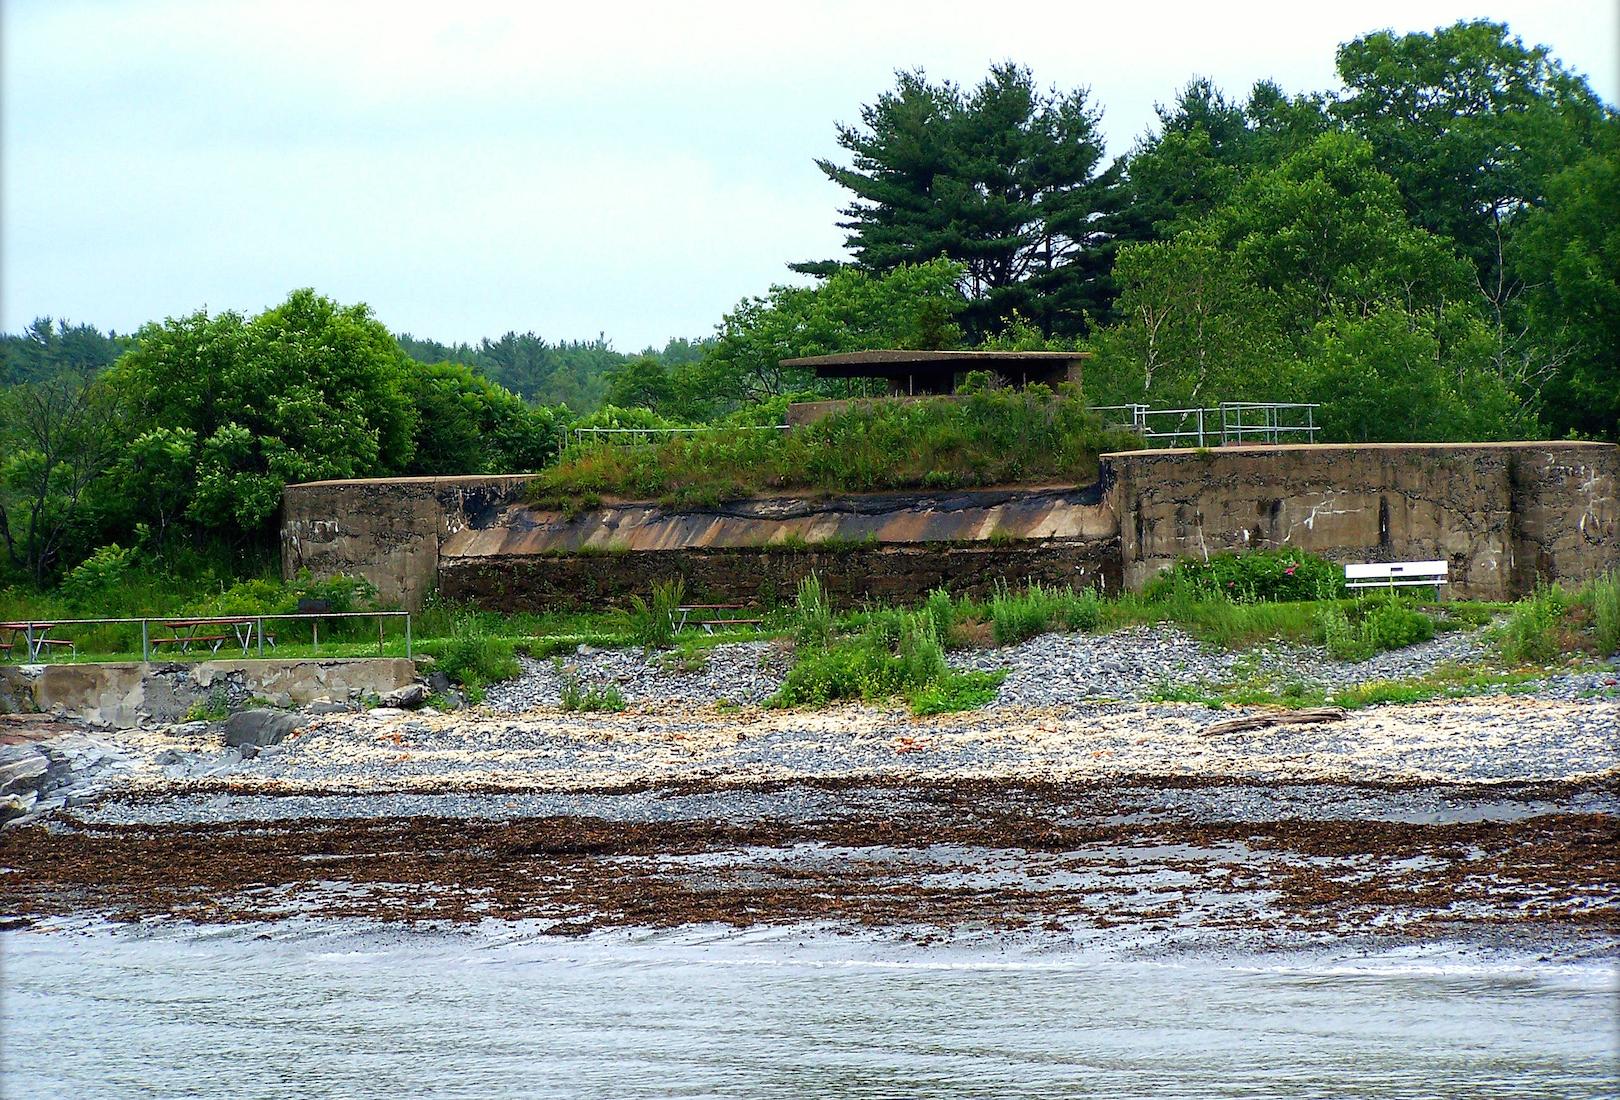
0;621;75;660
151;617;266;656
675;604;764;633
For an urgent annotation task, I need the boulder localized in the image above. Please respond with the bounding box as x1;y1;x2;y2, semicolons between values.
222;709;304;749
0;748;49;797
378;683;429;709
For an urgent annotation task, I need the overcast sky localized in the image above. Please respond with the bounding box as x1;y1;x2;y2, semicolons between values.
3;0;1616;351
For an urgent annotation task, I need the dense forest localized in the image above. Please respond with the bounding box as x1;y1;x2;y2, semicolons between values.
1;19;1615;591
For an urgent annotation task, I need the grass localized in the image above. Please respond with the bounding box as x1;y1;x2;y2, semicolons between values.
558;677;626;713
528;389;1141;509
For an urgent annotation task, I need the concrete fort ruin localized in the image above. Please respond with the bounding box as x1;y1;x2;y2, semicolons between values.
280;441;1620;611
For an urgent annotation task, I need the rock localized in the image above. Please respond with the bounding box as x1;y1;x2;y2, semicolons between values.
222;709;304;749
259;692;294;709
427;671;453;695
306;701;352;715
0;749;49;796
367;707;408;719
238;742;260;761
169;721;210;738
378;683;429;709
154;748;185;766
0;791;39;825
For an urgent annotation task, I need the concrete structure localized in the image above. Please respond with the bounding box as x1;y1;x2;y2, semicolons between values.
0;658;417;727
280;441;1620;610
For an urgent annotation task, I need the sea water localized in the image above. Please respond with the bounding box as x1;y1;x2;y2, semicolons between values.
3;922;1615;1099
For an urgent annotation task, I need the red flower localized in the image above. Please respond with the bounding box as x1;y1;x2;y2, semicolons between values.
1284;565;1297;575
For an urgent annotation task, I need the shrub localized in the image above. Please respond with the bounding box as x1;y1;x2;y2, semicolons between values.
59;544;138;609
627;577;685;649
1497;585;1567;665
770;609;995;714
435;617;520;698
1145;549;1346;603
559;676;626;712
1317;596;1436;661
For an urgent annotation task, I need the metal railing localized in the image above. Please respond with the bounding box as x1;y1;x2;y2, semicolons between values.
0;611;412;663
1090;402;1319;448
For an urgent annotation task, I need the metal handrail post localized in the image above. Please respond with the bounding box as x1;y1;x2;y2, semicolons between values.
141;620;149;663
257;617;264;657
405;614;413;659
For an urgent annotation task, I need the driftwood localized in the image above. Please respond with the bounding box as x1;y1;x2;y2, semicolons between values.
1198;707;1347;738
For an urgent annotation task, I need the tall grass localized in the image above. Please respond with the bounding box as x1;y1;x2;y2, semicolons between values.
792;573;833;649
529;389;1141;508
1496;583;1567;665
1588;570;1619;657
626;578;686;649
988;581;1102;644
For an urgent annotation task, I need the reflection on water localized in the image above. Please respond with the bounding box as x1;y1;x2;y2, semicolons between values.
3;922;1615;1099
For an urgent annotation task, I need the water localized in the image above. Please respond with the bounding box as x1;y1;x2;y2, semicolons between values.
4;923;1615;1098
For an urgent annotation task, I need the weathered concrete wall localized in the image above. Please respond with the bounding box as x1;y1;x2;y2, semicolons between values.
0;659;417;726
282;442;1620;609
1107;442;1619;599
441;539;1120;611
280;475;530;610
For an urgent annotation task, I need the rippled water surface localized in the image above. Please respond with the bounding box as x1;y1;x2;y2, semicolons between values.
3;924;1615;1099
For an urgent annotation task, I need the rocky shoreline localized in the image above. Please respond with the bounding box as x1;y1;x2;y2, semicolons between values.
1;624;1615;948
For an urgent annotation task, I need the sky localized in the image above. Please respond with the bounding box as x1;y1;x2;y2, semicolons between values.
3;0;1616;352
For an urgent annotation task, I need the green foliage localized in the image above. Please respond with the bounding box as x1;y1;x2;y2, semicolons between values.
58;544;136;609
685;260;968;412
1496;584;1569;665
988;581;1103;644
558;677;626;713
184;689;231;723
1146;549;1346;603
626;578;685;649
1588;571;1620;657
792;573;833;649
908;670;1006;715
110;289;417;533
1332;19;1609;313
404;361;566;475
1512;120;1620;440
396;330;633;411
802;64;1115;337
532;389;1139;506
1316;597;1436;661
432;618;521;697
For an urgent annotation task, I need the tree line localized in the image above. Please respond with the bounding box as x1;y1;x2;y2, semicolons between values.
2;18;1615;589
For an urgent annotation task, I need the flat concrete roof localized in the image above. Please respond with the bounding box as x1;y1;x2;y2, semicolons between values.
782;349;1090;377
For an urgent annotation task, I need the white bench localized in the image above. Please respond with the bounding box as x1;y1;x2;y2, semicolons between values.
1345;560;1449;595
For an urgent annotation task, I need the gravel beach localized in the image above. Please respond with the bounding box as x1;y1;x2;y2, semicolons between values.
2;623;1615;947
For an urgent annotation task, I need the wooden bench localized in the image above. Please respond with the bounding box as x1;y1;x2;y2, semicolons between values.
1345;560;1448;595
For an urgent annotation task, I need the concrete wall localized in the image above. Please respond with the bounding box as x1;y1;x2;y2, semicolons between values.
281;442;1620;609
1107;442;1618;599
0;658;417;727
280;475;530;610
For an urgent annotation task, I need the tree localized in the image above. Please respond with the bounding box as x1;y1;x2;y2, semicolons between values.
110;289;418;533
1304;307;1528;441
1122;79;1330;240
0;369;127;583
801;64;1116;336
1512;120;1620;438
690;260;967;410
1208;132;1479;328
0;318;129;386
1333;19;1611;313
404;361;566;475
